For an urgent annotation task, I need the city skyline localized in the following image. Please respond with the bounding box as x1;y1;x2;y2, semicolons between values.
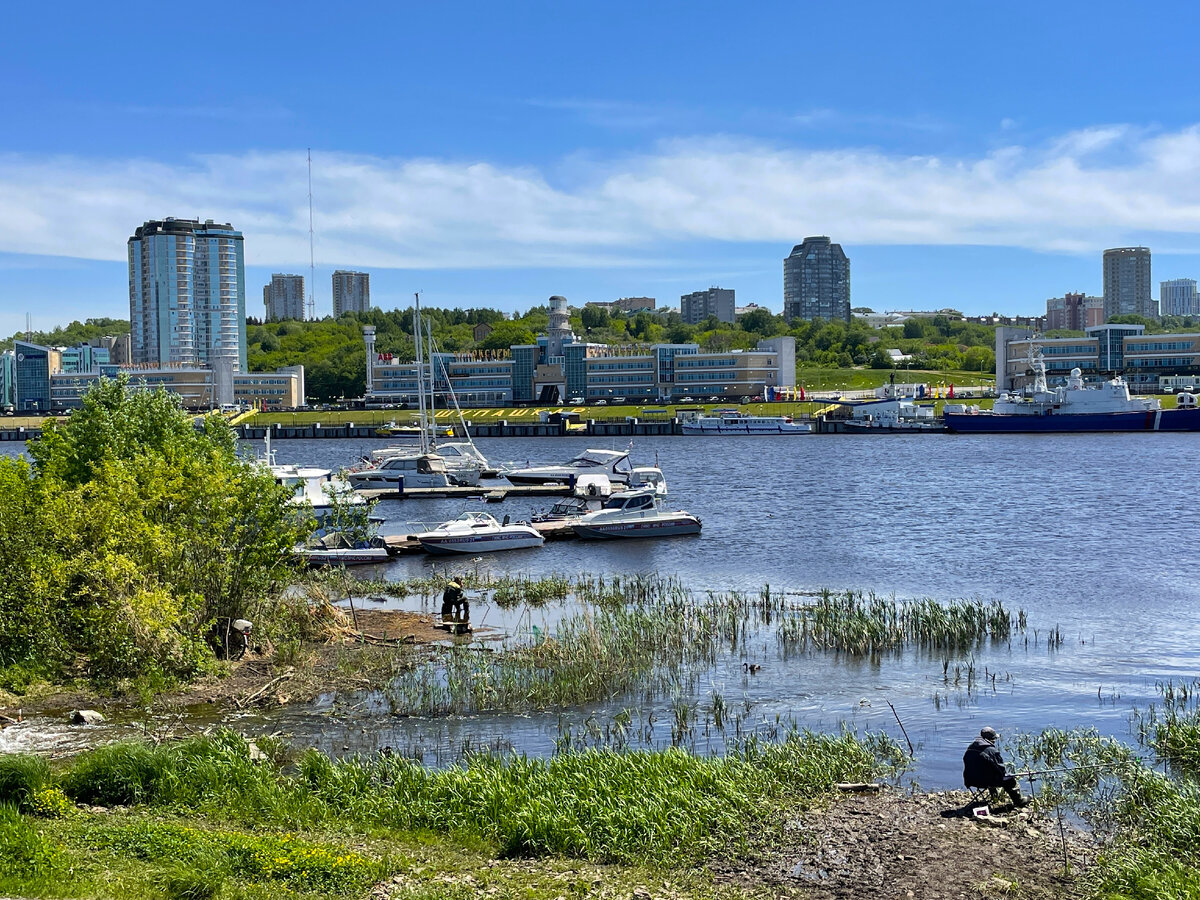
9;3;1200;335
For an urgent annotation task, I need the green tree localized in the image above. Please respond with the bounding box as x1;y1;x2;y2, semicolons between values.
581;305;610;330
2;376;304;683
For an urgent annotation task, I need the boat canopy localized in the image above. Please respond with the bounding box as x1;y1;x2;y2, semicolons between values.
567;449;630;469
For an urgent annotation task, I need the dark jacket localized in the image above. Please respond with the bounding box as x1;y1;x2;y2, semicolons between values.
963;737;1008;788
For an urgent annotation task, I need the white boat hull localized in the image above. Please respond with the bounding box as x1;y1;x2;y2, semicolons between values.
296;547;390;567
572;514;702;540
418;530;545;554
681;420;811;434
348;471;454;490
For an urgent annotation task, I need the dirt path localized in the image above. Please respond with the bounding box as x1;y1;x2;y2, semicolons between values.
714;788;1094;899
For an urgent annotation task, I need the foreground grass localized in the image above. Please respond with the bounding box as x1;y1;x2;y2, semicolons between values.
0;729;898;899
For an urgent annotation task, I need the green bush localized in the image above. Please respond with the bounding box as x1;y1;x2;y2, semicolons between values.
27;787;74;819
61;741;171;806
0;755;50;811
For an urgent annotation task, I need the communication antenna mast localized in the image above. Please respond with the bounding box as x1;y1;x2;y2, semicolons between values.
307;148;316;320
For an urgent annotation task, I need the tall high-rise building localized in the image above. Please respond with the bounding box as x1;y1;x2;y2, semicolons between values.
680;288;735;325
264;274;306;321
332;270;370;316
1160;278;1198;318
128;218;247;370
1103;247;1156;320
784;236;850;322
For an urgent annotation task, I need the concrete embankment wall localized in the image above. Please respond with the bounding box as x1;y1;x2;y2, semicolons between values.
238;419;687;439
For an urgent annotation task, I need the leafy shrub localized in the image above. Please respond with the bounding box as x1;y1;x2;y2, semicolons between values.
27;788;74;819
0;755;50;811
61;741;170;806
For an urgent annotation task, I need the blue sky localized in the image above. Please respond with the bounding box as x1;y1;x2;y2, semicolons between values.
4;1;1200;335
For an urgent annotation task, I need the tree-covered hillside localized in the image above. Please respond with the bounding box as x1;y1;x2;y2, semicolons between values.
247;306;998;402
1;318;129;352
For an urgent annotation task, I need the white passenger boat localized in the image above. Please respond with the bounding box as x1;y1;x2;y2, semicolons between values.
414;512;545;554
680;412;811;435
571;490;702;540
504;448;633;485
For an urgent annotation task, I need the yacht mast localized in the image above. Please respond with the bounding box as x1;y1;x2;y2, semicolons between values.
413;293;429;455
426;317;437;448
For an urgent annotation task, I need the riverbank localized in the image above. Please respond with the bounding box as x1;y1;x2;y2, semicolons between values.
0;606;452;729
0;730;1096;900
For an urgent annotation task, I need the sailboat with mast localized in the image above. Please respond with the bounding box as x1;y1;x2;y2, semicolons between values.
348;295;479;489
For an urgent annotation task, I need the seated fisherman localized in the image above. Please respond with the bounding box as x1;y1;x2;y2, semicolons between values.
963;726;1029;807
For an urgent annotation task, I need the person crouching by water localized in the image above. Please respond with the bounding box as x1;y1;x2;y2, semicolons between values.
441;578;465;624
963;726;1030;807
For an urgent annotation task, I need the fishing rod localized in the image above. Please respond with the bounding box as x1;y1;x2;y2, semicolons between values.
1012;760;1140;780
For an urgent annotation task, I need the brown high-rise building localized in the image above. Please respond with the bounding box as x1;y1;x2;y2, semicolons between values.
1046;293;1105;331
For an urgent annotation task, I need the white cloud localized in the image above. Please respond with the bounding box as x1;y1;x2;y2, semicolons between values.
4;124;1200;269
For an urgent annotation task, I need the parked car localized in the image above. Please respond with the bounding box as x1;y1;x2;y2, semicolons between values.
568;395;585;404
612;396;627;404
706;396;721;402
594;399;608;406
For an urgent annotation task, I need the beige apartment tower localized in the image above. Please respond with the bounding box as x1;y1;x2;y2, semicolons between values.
332;270;370;316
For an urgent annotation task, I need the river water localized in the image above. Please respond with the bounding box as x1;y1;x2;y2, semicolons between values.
3;433;1196;786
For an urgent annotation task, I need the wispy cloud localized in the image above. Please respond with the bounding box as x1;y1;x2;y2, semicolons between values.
789;107;947;134
4;124;1200;269
525;97;676;130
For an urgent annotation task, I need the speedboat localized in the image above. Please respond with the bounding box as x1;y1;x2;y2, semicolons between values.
571;489;702;540
295;532;390;567
413;512;545;554
504;448;633;485
531;473;614;522
348;452;472;490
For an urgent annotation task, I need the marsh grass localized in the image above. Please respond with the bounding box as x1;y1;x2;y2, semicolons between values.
778;589;1019;656
1133;679;1200;777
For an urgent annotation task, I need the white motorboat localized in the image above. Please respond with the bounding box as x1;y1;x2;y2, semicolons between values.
571;489;702;540
680;411;811;435
295;532;390;567
347;452;461;490
628;466;668;496
504;448;633;485
413;512;545;555
369;441;489;482
261;434;376;526
532;473;614;522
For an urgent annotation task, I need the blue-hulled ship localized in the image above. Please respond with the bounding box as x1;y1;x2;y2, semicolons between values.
944;348;1200;434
